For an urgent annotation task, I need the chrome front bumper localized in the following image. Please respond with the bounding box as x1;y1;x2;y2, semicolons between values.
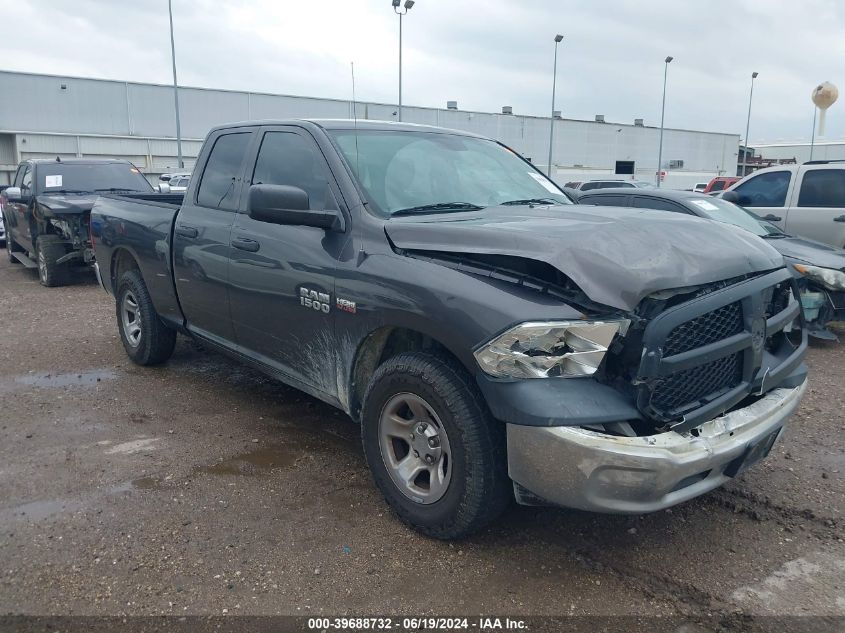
507;381;807;513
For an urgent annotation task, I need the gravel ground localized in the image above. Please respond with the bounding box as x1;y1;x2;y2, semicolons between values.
0;258;843;631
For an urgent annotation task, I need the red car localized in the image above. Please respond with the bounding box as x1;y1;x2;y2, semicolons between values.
702;176;740;194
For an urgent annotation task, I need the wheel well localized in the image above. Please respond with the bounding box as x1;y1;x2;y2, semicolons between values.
111;248;140;291
348;327;465;421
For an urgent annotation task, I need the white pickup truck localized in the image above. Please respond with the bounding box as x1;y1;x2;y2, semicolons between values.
728;161;845;249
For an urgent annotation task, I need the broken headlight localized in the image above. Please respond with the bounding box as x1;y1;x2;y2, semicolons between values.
794;264;845;291
474;320;628;379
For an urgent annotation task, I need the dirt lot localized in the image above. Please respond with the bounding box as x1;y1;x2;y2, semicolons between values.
0;258;843;630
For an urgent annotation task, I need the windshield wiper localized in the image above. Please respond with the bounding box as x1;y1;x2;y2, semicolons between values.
94;188;142;193
761;233;788;239
42;189;88;195
499;198;560;206
392;202;484;216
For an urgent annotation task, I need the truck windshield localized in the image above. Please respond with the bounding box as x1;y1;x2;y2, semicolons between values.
687;196;783;237
329;130;571;216
39;163;153;194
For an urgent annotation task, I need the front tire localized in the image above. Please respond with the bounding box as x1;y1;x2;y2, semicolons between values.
116;270;177;365
361;352;511;539
36;235;70;286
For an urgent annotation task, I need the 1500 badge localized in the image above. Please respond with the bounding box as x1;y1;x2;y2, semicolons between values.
300;287;331;313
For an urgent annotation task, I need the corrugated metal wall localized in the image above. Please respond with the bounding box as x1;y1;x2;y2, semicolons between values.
755;142;845;164
0;70;740;179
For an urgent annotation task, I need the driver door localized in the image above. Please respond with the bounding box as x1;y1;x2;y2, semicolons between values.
228;126;349;397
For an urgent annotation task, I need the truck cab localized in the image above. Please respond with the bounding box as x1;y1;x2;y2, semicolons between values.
728;162;845;248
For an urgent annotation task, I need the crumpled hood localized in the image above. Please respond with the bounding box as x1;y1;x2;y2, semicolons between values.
35;194;97;215
768;235;845;270
385;205;785;311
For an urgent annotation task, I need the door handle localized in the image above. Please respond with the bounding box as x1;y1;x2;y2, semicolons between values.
834;215;845;223
175;225;198;238
762;214;782;222
231;237;260;252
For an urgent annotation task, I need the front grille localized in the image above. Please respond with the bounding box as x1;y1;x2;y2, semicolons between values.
628;269;804;431
650;352;743;413
664;301;743;356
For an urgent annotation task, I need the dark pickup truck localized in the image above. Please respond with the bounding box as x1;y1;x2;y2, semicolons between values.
92;120;808;538
2;158;153;286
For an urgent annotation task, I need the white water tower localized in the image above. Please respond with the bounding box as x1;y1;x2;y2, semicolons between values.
812;81;838;136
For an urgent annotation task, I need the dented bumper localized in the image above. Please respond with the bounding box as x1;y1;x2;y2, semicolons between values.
507;381;807;514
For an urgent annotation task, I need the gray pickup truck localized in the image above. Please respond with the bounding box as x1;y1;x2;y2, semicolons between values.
91;120;808;538
2;158;153;286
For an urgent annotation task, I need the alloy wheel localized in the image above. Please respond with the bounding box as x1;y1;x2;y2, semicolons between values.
378;392;452;504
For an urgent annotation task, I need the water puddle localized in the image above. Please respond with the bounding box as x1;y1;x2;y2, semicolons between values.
15;369;117;388
199;444;303;477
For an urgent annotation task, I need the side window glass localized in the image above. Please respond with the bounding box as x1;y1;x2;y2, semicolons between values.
733;171;791;207
632;197;687;212
21;167;32;193
252;131;331;210
797;169;845;208
196;132;251;210
583;195;630;207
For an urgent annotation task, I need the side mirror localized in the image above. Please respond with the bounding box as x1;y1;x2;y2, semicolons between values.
721;191;739;204
156;183;171;194
3;186;22;202
247;184;344;232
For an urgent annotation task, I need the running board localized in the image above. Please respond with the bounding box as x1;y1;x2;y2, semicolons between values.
11;252;37;268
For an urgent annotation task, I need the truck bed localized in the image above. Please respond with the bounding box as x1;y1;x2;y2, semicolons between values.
91;193;185;327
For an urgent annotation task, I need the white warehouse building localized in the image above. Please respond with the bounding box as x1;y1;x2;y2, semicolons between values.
754;140;845;164
0;70;740;189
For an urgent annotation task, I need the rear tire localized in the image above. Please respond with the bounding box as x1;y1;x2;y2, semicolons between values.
361;352;511;539
36;235;70;287
116;269;177;365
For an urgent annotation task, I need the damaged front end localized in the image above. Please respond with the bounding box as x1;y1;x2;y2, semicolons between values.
34;195;97;266
792;266;845;341
476;266;808;513
47;214;96;265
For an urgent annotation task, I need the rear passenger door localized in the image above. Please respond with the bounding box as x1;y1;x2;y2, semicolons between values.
783;167;845;248
227;125;349;397
731;170;792;230
172;128;254;345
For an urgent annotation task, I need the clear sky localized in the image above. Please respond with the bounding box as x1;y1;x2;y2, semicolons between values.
1;0;842;144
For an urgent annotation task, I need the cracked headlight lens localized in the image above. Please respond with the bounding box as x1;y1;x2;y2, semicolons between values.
794;264;845;291
474;320;628;379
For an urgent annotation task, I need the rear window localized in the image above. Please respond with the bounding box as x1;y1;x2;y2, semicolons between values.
710;180;727;191
797;169;845;207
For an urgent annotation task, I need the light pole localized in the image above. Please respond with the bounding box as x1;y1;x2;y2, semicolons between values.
742;71;758;176
547;34;564;178
656;55;673;188
168;0;183;169
810;106;817;161
392;0;415;122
